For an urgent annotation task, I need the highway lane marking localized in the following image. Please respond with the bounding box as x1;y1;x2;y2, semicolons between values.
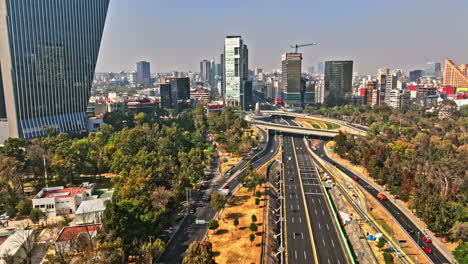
318;223;321;229
302;232;304;239
314;209;318;215
318;199;321;204
331;239;335;248
304;192;322;195
294;250;297;259
292;217;294;223
311;198;314;203
299;217;302;223
303;183;321;186
297;205;300;210
322;239;326;246
322;209;325;215
326;224;330;230
304;251;307;260
290;205;293;210
328;259;331;264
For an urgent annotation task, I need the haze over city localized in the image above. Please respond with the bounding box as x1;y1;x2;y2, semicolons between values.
96;0;468;73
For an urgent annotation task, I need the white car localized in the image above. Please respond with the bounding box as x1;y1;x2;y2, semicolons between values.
288;156;292;161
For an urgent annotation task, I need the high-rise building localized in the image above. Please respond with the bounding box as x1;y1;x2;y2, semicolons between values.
170;78;191;113
0;0;110;142
382;74;400;108
308;66;315;74
366;81;379;106
409;70;424;82
434;62;442;78
223;36;249;109
324;61;353;106
281;53;303;107
443;58;468;87
160;83;172;109
317;62;324;74
200;60;211;82
136;61;151;86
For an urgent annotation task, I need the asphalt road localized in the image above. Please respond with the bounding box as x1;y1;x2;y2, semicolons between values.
159;129;280;263
315;141;451;264
282;136;315;264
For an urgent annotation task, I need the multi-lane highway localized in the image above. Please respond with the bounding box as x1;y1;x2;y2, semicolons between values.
159;128;280;263
314;141;451;264
282;136;315;263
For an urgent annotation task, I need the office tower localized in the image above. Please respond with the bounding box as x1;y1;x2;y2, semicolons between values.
220;53;225;98
137;61;151;86
308;66;315;74
243;81;253;110
382;74;400;108
443;58;468;87
324;61;353;106
366;81;379;106
223;36;248;109
409;70;424;82
281;53;303;107
315;80;325;104
317;62;324;74
200;60;211;82
304;80;315;105
434;63;442;78
170;78;191;113
377;68;390;84
0;0;110;142
160;83;172;109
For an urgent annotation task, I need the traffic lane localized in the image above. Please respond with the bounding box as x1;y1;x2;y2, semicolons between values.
283;137;313;264
315;141;450;264
294;140;347;264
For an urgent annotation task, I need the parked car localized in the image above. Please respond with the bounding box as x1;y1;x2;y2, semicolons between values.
423;236;432;243
289;177;294;182
422;247;432;254
352;176;359;181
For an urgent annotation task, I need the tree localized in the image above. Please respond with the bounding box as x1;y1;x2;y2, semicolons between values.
141;238;165;264
376;237;386;250
29;209;44;224
251;214;257;223
249;222;258;232
16;199;32;216
182;241;217;264
453;242;468;264
249;233;255;244
449;222;468;242
208;220;219;235
210;192;227;211
255;198;260;206
233;218;239;230
383;252;394;264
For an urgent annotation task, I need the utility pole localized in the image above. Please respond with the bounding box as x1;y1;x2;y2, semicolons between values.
148;235;155;264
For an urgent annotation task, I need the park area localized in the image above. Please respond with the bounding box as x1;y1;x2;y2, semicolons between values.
207;185;266;264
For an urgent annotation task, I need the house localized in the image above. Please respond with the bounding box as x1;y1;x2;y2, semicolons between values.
32;183;96;216
0;230;35;264
55;224;100;254
74;189;113;224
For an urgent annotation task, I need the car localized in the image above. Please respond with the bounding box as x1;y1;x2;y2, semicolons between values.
288;156;292;161
320;154;324;158
222;185;229;190
423;236;432;243
202;196;210;202
289;177;294;182
406;228;415;235
352;176;359;181
377;193;388;200
189;208;196;214
422;247;432;254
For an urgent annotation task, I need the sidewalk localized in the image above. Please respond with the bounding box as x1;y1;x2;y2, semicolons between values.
324;144;456;264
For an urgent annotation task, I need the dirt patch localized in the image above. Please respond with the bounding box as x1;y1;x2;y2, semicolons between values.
208;186;266;264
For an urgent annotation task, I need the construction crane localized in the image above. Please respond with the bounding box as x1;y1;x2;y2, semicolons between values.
290;43;318;53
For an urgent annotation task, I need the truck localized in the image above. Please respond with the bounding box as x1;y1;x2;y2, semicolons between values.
321;176;327;181
377;193;388;200
319;168;324;173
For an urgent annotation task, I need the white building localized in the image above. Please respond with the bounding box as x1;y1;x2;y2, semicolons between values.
0;230;35;264
32;183;96;216
223;36;248;107
74;189;113;224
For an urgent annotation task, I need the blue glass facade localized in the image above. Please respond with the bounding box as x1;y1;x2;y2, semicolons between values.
0;0;110;140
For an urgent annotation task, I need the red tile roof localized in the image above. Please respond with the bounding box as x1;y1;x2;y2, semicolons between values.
56;225;101;242
42;188;89;198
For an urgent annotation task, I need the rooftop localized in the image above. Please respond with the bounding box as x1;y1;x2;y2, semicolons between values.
42;187;88;198
56;225;100;242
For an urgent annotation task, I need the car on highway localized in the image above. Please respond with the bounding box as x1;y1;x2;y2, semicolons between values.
202;196;211;202
289;177;294;182
406;228;415;235
352;176;359;181
222;185;229;190
377;193;388;200
422;246;432;254
288;156;292;161
320;154;324;158
423;236;432;243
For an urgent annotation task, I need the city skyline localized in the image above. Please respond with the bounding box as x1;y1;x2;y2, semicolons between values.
95;0;468;74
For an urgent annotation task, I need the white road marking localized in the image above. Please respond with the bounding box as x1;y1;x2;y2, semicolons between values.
328;259;331;264
331;239;335;248
299;217;302;223
301;232;304;239
290;205;293;210
311;198;314;203
292;217;294;223
322;209;325;215
314;209;318;215
318;223;321;229
304;251;307;260
326;224;330;230
322;239;326;246
295;250;297;259
318;199;321;204
297;205;300;210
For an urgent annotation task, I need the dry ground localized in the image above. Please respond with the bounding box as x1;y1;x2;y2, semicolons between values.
208;185;266;264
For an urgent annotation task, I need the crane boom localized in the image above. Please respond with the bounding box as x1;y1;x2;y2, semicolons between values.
290;43;318;53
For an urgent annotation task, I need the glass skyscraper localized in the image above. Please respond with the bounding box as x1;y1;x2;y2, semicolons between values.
324;60;353;106
0;0;110;141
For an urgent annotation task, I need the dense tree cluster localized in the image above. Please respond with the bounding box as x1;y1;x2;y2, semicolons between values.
331;103;467;243
207;107;256;155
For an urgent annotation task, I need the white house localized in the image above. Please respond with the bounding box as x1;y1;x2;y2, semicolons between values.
0;230;35;264
74;189;113;224
32;183;96;216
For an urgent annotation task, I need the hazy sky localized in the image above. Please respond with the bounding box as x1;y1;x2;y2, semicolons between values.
95;0;468;75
